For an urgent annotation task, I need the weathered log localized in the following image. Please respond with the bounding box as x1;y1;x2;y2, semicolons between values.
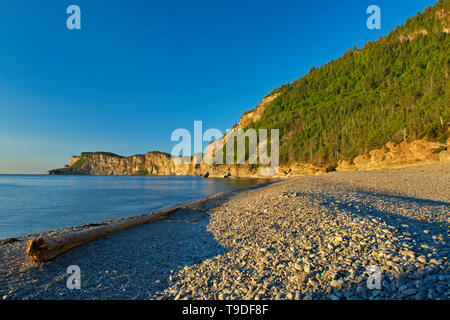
25;206;180;263
24;182;273;263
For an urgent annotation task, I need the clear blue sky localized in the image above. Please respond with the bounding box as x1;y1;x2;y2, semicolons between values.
0;0;437;173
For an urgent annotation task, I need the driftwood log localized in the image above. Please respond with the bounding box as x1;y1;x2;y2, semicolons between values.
24;182;273;263
25;206;182;263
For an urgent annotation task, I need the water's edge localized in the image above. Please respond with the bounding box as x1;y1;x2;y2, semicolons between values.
0;178;279;243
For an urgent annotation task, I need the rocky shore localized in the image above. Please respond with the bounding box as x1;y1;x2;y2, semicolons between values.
0;164;449;300
159;163;449;300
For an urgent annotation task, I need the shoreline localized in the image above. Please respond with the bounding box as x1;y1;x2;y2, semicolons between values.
0;163;448;300
0;177;278;244
160;163;449;300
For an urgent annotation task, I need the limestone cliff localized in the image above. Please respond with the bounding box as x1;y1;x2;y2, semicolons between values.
203;93;280;165
49;94;285;178
337;138;450;171
49;137;449;178
235;93;280;130
48;151;265;178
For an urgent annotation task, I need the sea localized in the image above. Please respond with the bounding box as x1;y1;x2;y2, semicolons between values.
0;174;262;239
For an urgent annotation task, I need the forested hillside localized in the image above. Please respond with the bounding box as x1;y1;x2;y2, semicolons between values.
244;0;449;166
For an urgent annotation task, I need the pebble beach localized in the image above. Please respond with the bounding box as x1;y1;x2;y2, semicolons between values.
0;163;449;300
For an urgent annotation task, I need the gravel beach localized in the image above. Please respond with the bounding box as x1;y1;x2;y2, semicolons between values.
0;164;449;300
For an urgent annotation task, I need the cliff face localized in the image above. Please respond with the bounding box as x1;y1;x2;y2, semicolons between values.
234;93;280;130
51;152;188;176
69;156;80;166
48;152;266;177
203;93;280;166
50;136;450;177
337;138;450;171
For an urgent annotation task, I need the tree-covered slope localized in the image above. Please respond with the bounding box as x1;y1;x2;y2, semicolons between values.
245;0;450;166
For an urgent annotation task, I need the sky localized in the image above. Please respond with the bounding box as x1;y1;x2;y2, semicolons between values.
0;0;438;173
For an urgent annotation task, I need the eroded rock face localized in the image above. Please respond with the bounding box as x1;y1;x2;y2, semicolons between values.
203;93;280;166
337;139;448;171
54;152;268;177
436;8;450;33
81;154;146;175
278;163;328;176
56;138;448;177
398;7;449;42
235;93;280;130
69;156;81;166
66;152;186;176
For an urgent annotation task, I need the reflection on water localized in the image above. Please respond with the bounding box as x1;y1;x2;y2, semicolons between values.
0;175;264;239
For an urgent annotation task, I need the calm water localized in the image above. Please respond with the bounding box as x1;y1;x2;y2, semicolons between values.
0;175;262;239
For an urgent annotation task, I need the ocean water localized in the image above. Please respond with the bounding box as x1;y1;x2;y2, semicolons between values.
0;175;262;239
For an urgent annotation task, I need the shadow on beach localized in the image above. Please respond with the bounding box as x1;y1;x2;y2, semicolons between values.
0;208;225;299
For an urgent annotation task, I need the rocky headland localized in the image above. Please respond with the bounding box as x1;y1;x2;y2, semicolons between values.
47;136;450;178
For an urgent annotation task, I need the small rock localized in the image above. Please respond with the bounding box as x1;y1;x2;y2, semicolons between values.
414;291;427;300
293;263;303;272
402;289;417;296
290;272;313;284
429;259;441;265
402;250;415;258
417;256;427;264
330;279;344;289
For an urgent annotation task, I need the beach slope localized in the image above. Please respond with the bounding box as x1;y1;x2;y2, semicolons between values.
0;164;449;300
